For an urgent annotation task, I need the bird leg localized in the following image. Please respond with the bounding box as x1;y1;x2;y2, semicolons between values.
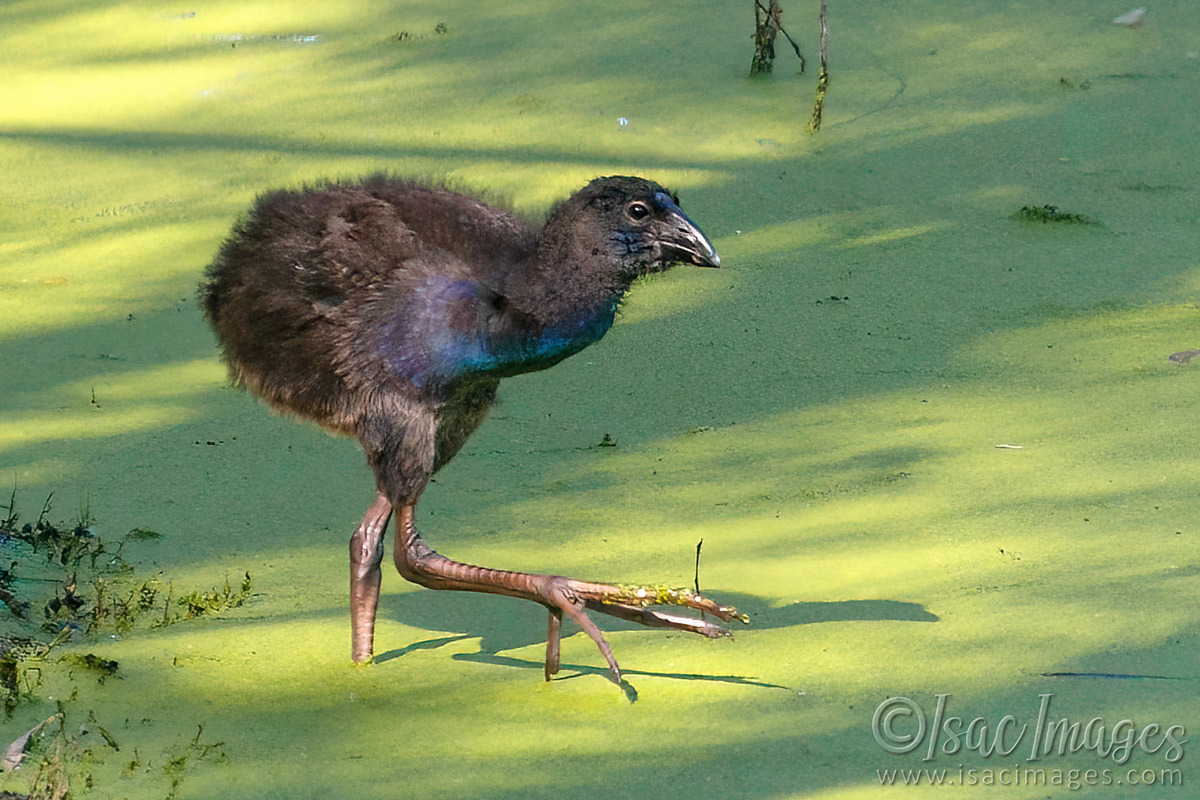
349;494;393;663
389;500;748;684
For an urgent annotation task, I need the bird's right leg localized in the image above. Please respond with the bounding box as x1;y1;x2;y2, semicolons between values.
390;504;746;684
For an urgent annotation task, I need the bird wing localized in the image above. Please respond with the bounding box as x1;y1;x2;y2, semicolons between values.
298;196;422;309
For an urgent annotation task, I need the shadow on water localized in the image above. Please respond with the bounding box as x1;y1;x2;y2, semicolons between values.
449;652;796;703
373;633;472;663
375;588;937;698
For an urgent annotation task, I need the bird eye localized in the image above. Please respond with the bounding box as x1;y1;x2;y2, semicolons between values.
626;202;651;221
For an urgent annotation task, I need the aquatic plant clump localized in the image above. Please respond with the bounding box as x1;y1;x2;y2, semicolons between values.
1;490;254;639
1011;205;1097;225
0;489;255;723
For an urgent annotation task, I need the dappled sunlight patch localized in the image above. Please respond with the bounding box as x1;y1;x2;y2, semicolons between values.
2;59;249;128
1158;264;1200;295
0;404;195;451
0;360;224;454
961;29;1026;55
720;212;868;258
613;267;730;326
863;104;1059;154
838;220;952;249
964;183;1031;203
62;358;227;401
0;223;225;336
0;1;371;66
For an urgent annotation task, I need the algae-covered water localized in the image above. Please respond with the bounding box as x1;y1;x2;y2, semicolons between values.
1;1;1198;797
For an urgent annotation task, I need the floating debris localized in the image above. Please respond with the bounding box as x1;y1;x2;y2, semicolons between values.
59;653;119;681
1169;349;1200;364
1112;7;1146;27
1058;77;1091;90
211;33;320;45
1;713;61;771
390;25;450;44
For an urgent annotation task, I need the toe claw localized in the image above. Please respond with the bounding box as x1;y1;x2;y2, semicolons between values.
722;606;751;625
606;664;623;686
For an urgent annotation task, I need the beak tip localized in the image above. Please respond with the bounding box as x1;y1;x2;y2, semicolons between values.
662;203;720;268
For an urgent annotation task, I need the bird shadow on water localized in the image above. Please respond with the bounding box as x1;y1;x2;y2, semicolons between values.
450;653;784;703
377;589;937;701
373;634;474;663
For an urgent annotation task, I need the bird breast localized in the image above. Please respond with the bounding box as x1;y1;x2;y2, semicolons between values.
370;274;618;391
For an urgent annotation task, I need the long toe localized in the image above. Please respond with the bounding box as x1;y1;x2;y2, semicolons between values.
585;601;734;638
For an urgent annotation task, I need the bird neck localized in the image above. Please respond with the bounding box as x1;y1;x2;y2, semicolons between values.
490;227;628;374
526;291;621;358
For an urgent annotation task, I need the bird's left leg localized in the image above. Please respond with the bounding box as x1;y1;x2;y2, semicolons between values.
348;493;392;663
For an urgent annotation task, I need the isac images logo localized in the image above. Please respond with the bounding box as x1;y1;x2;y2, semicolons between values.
872;694;1187;789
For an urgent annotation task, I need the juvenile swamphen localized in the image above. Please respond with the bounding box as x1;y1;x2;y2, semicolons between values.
200;174;745;683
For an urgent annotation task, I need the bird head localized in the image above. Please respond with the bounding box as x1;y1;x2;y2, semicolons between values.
555;176;720;283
